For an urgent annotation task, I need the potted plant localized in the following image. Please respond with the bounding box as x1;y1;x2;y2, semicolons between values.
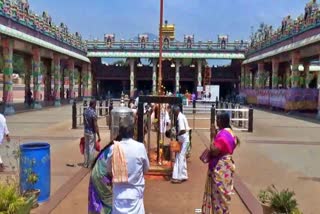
258;185;303;214
0;182;35;214
258;190;273;214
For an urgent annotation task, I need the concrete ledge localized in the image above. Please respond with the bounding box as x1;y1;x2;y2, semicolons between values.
4;104;15;115
34;168;90;214
234;174;263;214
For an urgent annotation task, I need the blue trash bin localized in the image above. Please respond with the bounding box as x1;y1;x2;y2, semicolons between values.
20;142;51;203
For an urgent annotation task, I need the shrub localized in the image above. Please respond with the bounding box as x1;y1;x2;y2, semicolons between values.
258;185;301;214
0;182;34;214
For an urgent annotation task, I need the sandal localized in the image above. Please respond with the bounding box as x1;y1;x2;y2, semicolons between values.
171;179;182;184
0;164;4;172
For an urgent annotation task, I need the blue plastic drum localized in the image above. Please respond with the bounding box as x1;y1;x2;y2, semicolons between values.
20;143;51;203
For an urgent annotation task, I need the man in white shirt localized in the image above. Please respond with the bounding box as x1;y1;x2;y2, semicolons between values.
106;121;150;214
0;114;10;172
171;105;190;184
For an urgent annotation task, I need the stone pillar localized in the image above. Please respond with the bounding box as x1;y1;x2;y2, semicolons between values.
24;55;32;105
317;62;320;118
244;65;250;89
303;62;310;88
242;65;249;89
83;63;92;97
43;59;52;102
240;65;244;89
78;68;82;98
291;52;300;88
250;70;254;89
256;62;264;89
2;38;14;114
88;63;92;97
129;59;135;97
53;54;61;106
82;64;89;98
91;64;97;97
175;59;181;93
152;59;157;95
32;47;42;109
197;59;202;96
60;68;65;100
285;65;291;89
272;58;279;89
68;59;75;103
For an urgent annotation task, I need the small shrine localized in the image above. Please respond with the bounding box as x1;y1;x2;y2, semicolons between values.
136;95;182;177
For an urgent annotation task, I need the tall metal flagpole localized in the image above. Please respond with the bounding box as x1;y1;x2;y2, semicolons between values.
157;0;164;163
158;0;164;95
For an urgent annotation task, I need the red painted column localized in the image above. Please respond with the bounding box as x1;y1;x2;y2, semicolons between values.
53;54;61;106
68;59;75;103
32;47;43;109
272;58;279;89
291;51;300;88
83;63;92;97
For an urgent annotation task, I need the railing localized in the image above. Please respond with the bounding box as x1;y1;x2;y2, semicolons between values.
214;101;253;132
87;40;249;52
72;100;110;129
183;100;253;133
71;99;131;129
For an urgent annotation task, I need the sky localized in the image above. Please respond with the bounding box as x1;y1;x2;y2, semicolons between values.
28;0;308;65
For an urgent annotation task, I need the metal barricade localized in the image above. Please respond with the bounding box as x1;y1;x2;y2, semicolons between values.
183;101;253;132
183;102;214;131
72;100;112;129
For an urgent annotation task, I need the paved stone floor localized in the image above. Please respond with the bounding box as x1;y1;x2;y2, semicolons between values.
0;104;109;194
234;109;320;214
1;103;320;213
51;129;249;214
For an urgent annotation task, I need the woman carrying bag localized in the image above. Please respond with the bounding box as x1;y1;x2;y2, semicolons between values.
201;111;239;214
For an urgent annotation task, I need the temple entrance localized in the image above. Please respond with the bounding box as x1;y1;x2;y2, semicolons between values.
215;82;235;100
137;80;152;95
99;80;129;98
180;81;195;94
163;81;174;93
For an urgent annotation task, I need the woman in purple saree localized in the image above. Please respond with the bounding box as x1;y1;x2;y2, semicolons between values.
202;112;238;214
88;141;114;214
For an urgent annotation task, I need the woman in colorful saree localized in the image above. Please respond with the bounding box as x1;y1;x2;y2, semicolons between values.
88;135;121;214
202;112;238;214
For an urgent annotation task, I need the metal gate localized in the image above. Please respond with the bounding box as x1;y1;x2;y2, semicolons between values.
183;101;253;132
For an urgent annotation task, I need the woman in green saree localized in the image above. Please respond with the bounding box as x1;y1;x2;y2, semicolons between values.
88;140;115;214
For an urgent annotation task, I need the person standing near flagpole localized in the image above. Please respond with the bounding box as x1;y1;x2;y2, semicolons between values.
171;105;190;184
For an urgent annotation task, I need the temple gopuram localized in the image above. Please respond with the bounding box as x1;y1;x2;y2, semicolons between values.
241;0;320;115
87;21;248;99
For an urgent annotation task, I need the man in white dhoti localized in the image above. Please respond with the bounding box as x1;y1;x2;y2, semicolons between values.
171;106;190;184
159;104;171;134
106;121;150;214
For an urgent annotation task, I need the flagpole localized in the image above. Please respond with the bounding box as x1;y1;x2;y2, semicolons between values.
157;0;164;164
158;0;164;95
